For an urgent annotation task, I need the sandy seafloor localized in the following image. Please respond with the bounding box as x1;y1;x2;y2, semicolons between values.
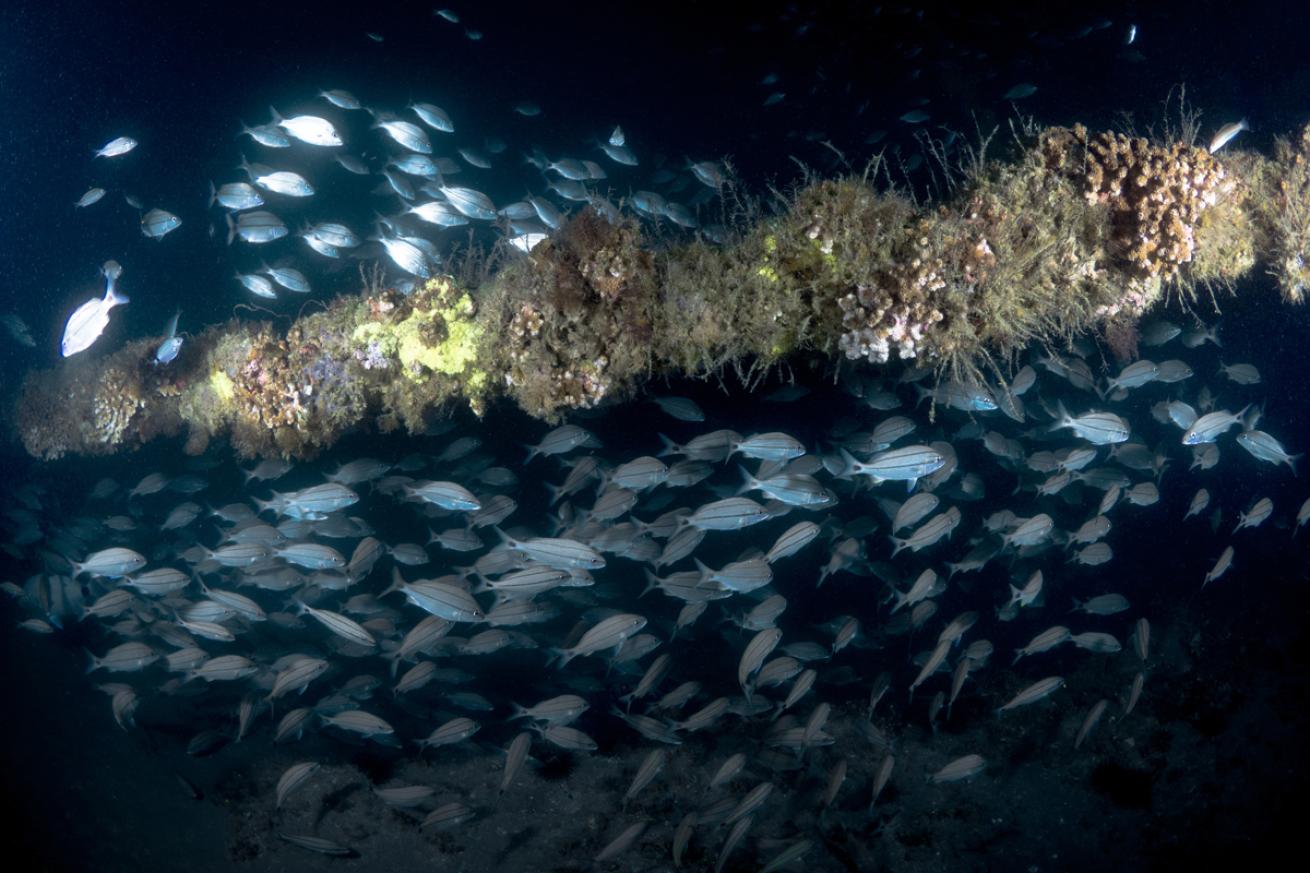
2;540;1305;873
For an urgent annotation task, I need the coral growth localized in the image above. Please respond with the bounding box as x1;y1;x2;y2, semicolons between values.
492;212;655;421
1258;123;1310;304
1041;124;1232;317
7;122;1290;463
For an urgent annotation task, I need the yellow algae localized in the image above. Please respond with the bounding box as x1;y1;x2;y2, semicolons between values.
209;369;234;403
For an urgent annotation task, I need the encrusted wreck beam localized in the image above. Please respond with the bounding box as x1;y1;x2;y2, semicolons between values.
12;124;1310;460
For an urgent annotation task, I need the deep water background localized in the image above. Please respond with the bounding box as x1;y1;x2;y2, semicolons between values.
2;1;1310;871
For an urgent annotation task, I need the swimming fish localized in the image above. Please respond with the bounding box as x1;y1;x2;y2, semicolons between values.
61;261;128;357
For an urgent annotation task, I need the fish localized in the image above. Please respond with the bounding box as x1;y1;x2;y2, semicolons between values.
319;89;361;110
245;166;314;197
271;108;342;146
209;181;264;211
375;119;432;153
296;601;377;648
61;261;129;356
236;273;277;298
1074;700;1109;749
1234;497;1273;532
1236;430;1299;470
411;102;454;132
555;613;646;666
931;754;986;783
141;208;182;239
439;185;497;220
1051;404;1130;444
1219;361;1261;384
376;236;432;278
76;187;107;208
840;445;946;486
1182;406;1249;445
1208;119;1249;154
997;676;1064;713
383;573;484;623
275;760;318;807
261;264;310;294
652;396;704;421
1003;83;1038;100
278;834;352;856
2;313;35;347
154;310;183;364
1202;544;1237;586
226;210;288;244
94;136;137;158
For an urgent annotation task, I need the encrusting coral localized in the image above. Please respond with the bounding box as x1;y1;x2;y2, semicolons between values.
10;121;1303;461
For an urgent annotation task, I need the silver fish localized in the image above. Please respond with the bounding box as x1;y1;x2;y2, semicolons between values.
376;119;432;153
154;310;183;364
226;210;287;244
76;187;107;208
1052;405;1130;445
1182;406;1249;445
319;89;361;110
997;676;1064;712
94;136;137;158
61;263;129;356
557;613;647;666
141;207;182;239
411;102;454;132
439;185;497;220
272;109;342;146
931;753;986;783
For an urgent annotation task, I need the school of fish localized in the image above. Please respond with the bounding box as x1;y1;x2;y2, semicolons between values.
3;309;1306;867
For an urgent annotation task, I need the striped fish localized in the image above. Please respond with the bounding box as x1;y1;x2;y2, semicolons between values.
383;571;484;622
276;762;319;807
556;614;647;666
496;529;606;569
997;676;1064;713
500;732;532;793
738;628;783;697
295;601;377;648
319;709;394;737
685;497;770;531
764;521;820;563
278;833;352;856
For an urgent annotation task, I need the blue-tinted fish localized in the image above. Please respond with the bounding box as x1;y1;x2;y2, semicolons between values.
154;310;183;364
226;210;287;244
375;119;432;153
209;181;264;211
262;263;311;294
141;208;182;239
76;187;107;208
411;102;454;133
